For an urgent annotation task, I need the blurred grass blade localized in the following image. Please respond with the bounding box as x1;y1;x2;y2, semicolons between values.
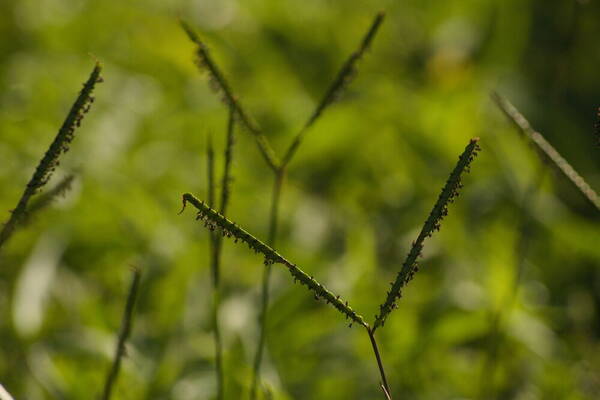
373;138;481;331
180;20;280;171
24;175;75;224
180;193;367;327
282;11;385;166
595;107;600;147
101;267;142;400
492;92;600;210
0;63;102;252
0;384;15;400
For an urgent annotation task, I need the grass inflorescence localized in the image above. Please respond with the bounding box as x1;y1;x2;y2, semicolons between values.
179;193;368;327
181;13;386;398
373;138;481;331
180;20;279;171
0;63;102;252
492;92;600;210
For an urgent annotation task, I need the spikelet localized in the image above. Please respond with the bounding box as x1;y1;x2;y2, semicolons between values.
282;12;385;166
180;20;279;171
372;138;481;331
0;63;102;251
179;193;367;327
492;92;600;210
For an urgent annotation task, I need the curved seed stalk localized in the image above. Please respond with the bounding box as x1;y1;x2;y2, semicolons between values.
281;11;386;166
373;138;481;331
492;92;600;210
0;63;102;251
180;20;279;171
180;193;367;327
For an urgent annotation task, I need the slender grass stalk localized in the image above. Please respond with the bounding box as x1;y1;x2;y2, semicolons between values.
206;109;236;400
250;167;284;399
101;267;142;400
0;63;102;252
367;327;391;398
281;11;386;166
180;20;279;171
373;138;481;331
0;384;14;400
205;133;224;400
24;175;75;222
491;92;600;210
179;193;368;327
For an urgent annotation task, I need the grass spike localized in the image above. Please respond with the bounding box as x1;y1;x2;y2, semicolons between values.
100;267;142;400
179;193;367;327
372;138;481;331
281;11;385;166
180;19;280;171
0;63;102;252
492;92;600;210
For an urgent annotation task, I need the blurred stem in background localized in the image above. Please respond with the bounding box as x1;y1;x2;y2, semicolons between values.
207;108;236;400
478;166;545;399
101;267;142;400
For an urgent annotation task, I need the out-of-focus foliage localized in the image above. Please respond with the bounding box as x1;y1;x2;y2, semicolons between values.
0;0;599;399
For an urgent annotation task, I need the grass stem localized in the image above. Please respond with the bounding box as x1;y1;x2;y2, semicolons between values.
101;267;142;400
367;327;392;399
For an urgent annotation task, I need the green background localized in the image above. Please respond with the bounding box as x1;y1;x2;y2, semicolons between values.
1;0;599;398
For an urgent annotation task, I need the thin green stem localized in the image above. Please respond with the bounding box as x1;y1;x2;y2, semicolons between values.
367;327;392;399
206;134;224;400
0;63;102;252
101;267;142;400
250;168;284;399
492;92;600;210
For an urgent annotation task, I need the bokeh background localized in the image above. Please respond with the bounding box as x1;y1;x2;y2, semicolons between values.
1;0;599;399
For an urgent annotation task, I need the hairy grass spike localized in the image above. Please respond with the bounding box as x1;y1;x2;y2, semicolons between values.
179;193;367;327
281;11;385;166
0;63;102;251
180;20;279;171
492;92;600;210
372;138;481;331
101;267;142;400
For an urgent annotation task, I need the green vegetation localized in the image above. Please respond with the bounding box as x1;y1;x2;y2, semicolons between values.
0;1;599;399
